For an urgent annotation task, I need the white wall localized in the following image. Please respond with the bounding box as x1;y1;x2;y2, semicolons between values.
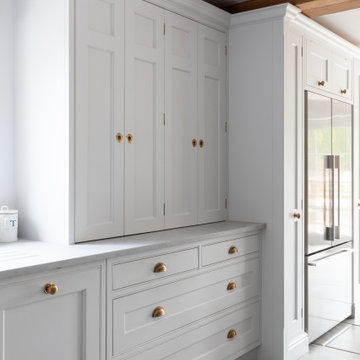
0;0;15;208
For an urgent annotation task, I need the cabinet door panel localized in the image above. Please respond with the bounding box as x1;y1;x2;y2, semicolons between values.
125;0;165;234
306;40;331;92
0;265;104;360
75;0;124;242
198;25;227;223
165;12;198;228
333;55;352;99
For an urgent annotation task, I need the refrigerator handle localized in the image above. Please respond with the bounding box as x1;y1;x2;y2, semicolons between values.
308;248;353;267
325;155;334;241
334;155;340;239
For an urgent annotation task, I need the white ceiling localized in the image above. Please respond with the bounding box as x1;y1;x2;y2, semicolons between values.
314;8;360;47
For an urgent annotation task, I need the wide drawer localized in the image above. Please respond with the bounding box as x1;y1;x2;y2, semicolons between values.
126;301;260;360
111;247;199;290
202;235;259;266
112;258;260;356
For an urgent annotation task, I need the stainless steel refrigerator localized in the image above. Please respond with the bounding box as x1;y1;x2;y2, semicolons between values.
305;91;353;343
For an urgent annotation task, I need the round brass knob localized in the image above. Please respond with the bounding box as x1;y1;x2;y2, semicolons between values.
44;283;58;295
227;281;237;291
293;212;301;220
341;89;347;94
152;306;165;318
199;139;204;148
116;133;123;143
229;246;238;255
227;329;237;339
358;202;360;208
192;139;197;148
154;262;167;273
318;80;325;86
126;134;134;144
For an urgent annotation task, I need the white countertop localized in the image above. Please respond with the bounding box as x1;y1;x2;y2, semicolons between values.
0;221;265;280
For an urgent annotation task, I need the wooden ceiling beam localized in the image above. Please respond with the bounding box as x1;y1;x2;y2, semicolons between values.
224;0;360;18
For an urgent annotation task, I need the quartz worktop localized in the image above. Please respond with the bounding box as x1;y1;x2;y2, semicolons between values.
0;221;265;280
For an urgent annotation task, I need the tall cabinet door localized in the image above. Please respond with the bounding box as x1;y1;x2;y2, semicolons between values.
75;0;124;242
125;0;165;234
165;12;198;228
198;25;227;223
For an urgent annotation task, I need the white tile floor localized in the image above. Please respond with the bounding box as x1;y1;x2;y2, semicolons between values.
300;315;360;360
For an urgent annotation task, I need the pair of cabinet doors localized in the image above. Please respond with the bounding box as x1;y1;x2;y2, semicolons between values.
75;0;227;242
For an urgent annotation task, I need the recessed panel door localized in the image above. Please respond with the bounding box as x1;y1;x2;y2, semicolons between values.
164;11;198;228
198;25;227;223
125;0;165;234
333;55;352;99
75;0;124;242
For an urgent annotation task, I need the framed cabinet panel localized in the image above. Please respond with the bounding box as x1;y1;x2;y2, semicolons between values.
75;0;124;242
164;11;198;228
198;25;227;223
125;0;165;234
0;264;104;360
333;54;352;99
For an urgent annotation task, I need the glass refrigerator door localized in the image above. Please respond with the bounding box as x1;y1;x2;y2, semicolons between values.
332;99;353;245
306;92;332;255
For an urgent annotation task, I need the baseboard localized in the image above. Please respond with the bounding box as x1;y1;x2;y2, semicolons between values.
287;332;309;360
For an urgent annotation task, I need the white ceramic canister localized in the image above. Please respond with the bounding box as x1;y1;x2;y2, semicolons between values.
0;206;18;242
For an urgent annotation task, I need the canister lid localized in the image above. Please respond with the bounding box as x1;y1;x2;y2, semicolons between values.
0;206;18;215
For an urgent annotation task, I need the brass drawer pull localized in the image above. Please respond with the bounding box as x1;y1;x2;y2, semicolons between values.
318;80;325;86
44;283;58;295
341;89;347;94
199;139;204;148
126;134;134;143
229;246;238;255
115;133;123;143
192;139;197;148
227;281;237;291
152;306;165;318
227;329;237;339
154;262;167;273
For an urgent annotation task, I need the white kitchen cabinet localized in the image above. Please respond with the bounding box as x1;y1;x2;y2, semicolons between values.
332;54;352;99
165;12;198;228
124;0;165;234
75;0;125;242
305;38;353;100
198;25;227;224
305;39;331;92
0;263;105;360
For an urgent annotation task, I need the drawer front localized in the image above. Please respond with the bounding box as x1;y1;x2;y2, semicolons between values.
111;247;199;290
112;258;260;355
202;235;259;266
127;301;260;360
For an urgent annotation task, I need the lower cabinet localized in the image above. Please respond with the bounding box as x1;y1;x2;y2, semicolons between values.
108;233;261;360
0;263;105;360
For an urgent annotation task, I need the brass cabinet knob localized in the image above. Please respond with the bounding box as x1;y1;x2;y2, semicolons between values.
357;201;360;208
227;281;237;291
293;212;301;220
192;139;197;148
154;262;167;273
229;246;238;255
227;329;237;339
318;80;325;86
152;306;165;318
44;283;58;295
116;132;123;143
199;139;204;148
126;134;134;143
341;89;347;94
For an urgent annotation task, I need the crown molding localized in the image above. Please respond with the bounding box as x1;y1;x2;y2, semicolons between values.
145;0;231;32
230;2;360;56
